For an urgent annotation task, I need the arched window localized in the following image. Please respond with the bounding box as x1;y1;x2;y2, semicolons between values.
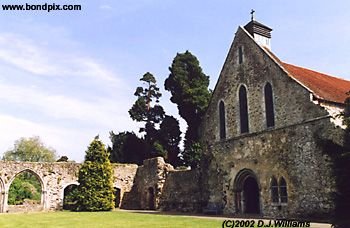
239;85;249;133
264;83;275;128
219;101;226;140
279;177;288;203
270;176;279;203
238;46;243;64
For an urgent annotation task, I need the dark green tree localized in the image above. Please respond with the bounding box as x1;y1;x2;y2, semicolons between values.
75;137;114;211
109;131;147;165
3;136;57;162
129;72;165;157
332;95;350;228
159;115;182;166
165;51;211;167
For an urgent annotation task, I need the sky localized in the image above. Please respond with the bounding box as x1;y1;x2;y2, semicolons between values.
1;1;350;162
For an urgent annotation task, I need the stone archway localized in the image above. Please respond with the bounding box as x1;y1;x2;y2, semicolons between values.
63;184;78;210
233;169;261;214
6;169;46;213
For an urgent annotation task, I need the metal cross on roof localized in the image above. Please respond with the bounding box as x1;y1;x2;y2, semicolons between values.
251;9;255;21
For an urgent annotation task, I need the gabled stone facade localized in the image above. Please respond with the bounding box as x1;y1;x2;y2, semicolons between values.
199;19;347;220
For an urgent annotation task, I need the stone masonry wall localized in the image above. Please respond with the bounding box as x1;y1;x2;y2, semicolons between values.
202;118;343;219
0;161;138;213
159;169;202;212
121;157;174;210
0;157;202;214
199;26;345;220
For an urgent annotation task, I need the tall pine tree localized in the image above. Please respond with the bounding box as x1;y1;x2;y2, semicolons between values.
129;72;165;158
75;136;114;211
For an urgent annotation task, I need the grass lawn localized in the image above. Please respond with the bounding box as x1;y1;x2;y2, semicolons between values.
0;210;222;228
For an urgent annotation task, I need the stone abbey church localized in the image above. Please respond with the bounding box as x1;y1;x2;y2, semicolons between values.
0;17;349;221
199;17;349;219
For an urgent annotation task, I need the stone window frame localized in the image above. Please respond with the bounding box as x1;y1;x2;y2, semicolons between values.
263;82;276;129
270;175;288;205
237;84;250;134
218;99;227;140
279;177;288;204
270;176;279;204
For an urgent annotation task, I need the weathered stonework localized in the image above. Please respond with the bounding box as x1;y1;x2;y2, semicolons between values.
199;23;347;220
159;169;202;212
0;156;201;214
0;161;138;213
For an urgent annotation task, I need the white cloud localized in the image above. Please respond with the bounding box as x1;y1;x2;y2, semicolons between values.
0;33;120;85
0;82;134;128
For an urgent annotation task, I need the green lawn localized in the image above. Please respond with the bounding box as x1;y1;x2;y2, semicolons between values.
0;210;222;228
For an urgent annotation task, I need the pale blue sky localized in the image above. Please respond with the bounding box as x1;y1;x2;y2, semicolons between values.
1;1;350;162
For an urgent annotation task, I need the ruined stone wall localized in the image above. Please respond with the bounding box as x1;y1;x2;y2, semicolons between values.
0;161;80;212
0;157;203;213
159;169;202;212
121;157;174;210
0;161;138;213
199;26;345;220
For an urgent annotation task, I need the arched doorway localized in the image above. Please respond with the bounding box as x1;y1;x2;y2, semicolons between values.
147;187;155;210
63;184;78;210
233;169;261;214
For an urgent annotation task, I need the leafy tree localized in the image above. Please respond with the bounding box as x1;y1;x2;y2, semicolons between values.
74;137;114;211
129;72;165;157
8;173;41;205
332;96;350;228
3;137;54;205
3;136;57;162
165;51;211;167
158;115;182;166
109;131;147;165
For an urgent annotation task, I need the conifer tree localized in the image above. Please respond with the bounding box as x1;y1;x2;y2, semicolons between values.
75;137;114;211
165;51;211;167
129;72;165;157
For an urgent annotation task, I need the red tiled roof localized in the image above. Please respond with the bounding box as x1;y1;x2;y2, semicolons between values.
263;47;350;104
281;63;350;104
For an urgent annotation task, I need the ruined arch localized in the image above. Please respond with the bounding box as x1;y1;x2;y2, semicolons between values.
233;169;261;214
62;183;78;210
7;169;46;211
